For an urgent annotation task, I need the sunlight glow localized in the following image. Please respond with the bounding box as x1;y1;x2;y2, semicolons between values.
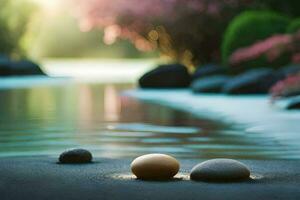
31;0;60;9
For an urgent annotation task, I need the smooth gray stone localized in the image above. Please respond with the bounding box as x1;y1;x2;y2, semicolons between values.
191;75;230;93
223;68;277;94
190;159;250;182
59;148;92;164
192;64;227;80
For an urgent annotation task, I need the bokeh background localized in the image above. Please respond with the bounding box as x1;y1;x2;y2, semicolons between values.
1;0;300;79
0;0;157;59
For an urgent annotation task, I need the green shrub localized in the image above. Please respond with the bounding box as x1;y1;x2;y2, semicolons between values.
287;18;300;33
221;11;290;68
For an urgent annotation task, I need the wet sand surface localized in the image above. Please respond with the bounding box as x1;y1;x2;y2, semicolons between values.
0;156;299;200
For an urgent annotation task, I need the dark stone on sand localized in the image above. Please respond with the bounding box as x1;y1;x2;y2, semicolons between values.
192;64;227;80
223;68;278;94
59;148;92;164
190;159;250;182
139;64;191;88
191;75;230;93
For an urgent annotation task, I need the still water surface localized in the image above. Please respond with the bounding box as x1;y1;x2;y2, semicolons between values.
0;81;295;159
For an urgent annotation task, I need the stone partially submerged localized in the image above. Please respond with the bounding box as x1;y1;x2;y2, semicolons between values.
139;64;191;88
0;55;45;76
192;64;227;80
222;68;277;94
192;75;230;93
286;97;300;110
59;148;93;164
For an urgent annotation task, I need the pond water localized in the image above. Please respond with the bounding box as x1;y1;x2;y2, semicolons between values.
0;80;295;159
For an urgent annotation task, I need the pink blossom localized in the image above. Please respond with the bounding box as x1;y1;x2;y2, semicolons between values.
72;0;251;48
230;34;292;65
70;0;261;62
230;31;300;66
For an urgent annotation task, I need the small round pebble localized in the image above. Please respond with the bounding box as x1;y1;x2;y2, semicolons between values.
131;154;180;180
190;158;250;182
59;148;92;164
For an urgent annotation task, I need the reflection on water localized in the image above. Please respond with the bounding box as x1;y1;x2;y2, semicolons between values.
0;82;296;159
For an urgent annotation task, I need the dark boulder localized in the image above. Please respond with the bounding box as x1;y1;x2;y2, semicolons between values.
192;64;227;80
223;68;278;94
139;64;191;88
0;56;45;76
0;55;11;76
276;65;300;80
192;75;231;93
9;60;45;76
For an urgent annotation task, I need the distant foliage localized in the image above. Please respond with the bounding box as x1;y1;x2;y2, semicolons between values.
72;0;300;65
73;0;264;65
0;17;11;54
221;11;290;68
287;18;300;33
28;10;154;59
261;0;300;17
0;0;14;55
0;0;35;57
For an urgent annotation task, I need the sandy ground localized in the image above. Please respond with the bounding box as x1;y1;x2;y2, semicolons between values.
0;156;300;200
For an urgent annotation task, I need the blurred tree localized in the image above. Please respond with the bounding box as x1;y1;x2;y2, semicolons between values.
0;0;15;55
4;0;296;62
0;0;36;57
73;0;264;66
27;8;157;59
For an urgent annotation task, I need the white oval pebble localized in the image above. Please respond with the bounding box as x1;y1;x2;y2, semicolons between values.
190;158;250;181
131;154;180;180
